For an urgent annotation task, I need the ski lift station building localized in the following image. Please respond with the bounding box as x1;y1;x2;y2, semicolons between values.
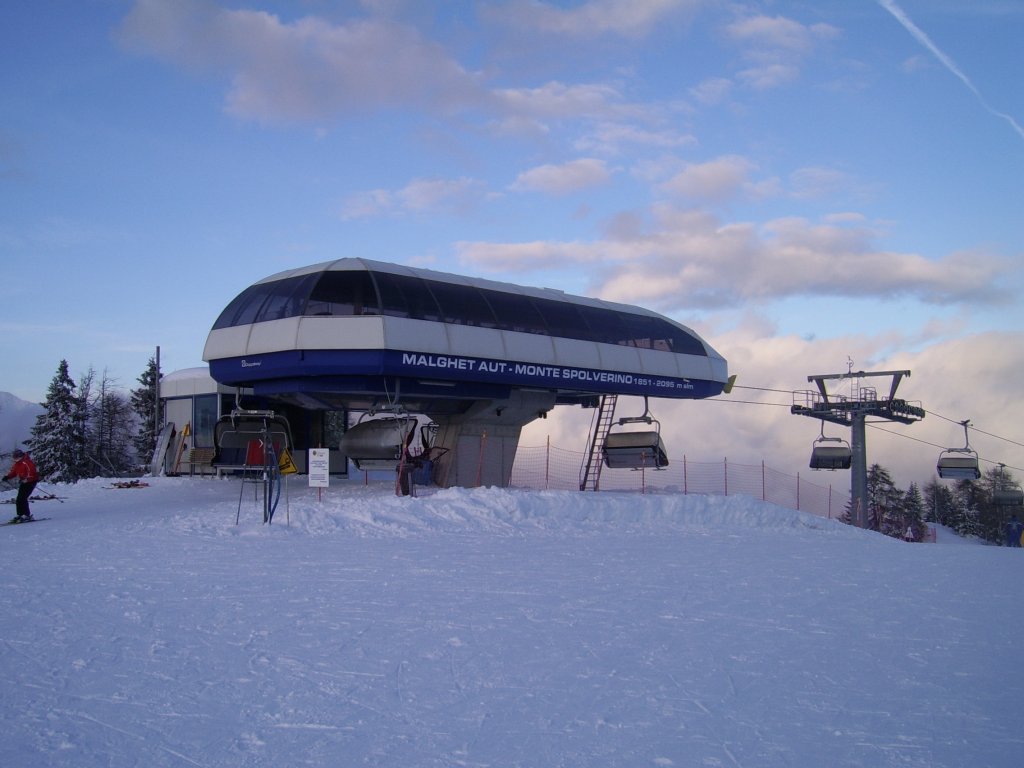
164;258;729;487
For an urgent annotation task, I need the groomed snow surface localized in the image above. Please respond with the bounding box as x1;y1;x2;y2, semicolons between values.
1;476;1020;768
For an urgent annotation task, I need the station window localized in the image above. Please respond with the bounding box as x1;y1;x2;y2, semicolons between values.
305;271;379;317
483;290;547;334
373;273;442;321
426;281;497;327
254;273;321;323
212;281;283;330
532;297;592;340
211;267;706;357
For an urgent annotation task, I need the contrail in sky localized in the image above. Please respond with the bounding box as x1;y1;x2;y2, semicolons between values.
877;0;1024;141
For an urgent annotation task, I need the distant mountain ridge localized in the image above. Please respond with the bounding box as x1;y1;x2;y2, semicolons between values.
0;391;43;455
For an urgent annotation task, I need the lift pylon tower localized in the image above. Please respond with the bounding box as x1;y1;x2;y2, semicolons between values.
791;369;925;529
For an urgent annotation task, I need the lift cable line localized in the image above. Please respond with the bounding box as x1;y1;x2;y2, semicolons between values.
865;422;1024;474
728;381;1024;457
687;377;1024;480
923;413;1024;450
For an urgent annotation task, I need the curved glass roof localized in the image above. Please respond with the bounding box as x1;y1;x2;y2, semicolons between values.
213;267;708;357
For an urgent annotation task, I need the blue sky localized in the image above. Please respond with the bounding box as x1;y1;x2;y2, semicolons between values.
2;0;1021;484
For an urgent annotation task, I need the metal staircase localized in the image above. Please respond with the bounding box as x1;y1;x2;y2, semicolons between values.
579;394;618;491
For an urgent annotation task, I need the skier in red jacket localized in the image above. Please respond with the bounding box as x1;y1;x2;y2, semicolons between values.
4;449;39;523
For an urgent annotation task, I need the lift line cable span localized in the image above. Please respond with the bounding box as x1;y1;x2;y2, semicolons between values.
866;422;1024;475
705;379;1024;471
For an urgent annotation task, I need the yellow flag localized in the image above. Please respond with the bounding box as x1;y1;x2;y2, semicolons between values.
278;448;298;475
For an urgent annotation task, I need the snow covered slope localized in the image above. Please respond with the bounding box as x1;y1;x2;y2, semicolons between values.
0;478;1019;768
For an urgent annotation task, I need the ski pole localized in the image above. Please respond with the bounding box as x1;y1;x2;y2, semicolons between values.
33;482;65;503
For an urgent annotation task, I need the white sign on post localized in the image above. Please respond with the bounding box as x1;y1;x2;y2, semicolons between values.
308;448;330;488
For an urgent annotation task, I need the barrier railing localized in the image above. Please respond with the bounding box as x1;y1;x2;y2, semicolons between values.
510;441;849;519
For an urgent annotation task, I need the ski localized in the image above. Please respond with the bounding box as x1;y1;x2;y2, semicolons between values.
2;494;66;504
2;517;50;527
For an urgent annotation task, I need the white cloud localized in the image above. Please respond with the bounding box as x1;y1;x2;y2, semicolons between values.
659;155;756;203
493;81;633;121
484;0;702;38
117;2;686;134
340;177;483;219
736;63;800;90
510;159;612;196
118;0;486;121
788;166;854;200
689;77;734;105
574;122;697;155
724;14;839;91
458;205;1012;310
726;15;838;58
456;239;610;273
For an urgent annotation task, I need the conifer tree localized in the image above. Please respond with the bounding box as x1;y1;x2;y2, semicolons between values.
902;483;926;541
950;480;982;538
923;479;954;527
131;357;159;463
29;360;87;482
867;464;903;536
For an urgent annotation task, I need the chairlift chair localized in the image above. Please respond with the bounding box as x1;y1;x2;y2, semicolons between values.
993;465;1024;506
809;433;852;471
936;420;981;480
339;414;418;471
993;486;1024;507
602;398;669;470
213;409;293;468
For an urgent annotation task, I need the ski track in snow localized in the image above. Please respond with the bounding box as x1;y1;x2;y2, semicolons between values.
0;476;1021;767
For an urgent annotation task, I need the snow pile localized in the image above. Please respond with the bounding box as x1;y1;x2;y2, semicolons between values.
1;476;1019;768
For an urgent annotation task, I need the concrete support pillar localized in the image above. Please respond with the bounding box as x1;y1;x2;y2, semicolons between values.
429;391;556;488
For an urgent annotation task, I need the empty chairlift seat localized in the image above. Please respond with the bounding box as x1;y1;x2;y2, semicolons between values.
937;420;980;481
809;438;852;471
936;451;981;480
603;430;669;470
993;487;1024;506
339;416;417;471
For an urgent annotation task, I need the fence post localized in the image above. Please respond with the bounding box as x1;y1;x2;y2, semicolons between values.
828;483;832;518
762;460;766;501
724;457;728;496
475;429;487;487
545;434;550;490
796;472;800;511
683;455;688;494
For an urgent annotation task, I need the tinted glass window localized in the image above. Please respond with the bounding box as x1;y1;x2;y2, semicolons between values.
305;271;379;316
580;306;630;345
532;298;592;340
484;290;547;334
213;268;706;356
373;273;442;321
212;282;280;329
617;314;705;355
427;281;497;327
254;273;320;323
